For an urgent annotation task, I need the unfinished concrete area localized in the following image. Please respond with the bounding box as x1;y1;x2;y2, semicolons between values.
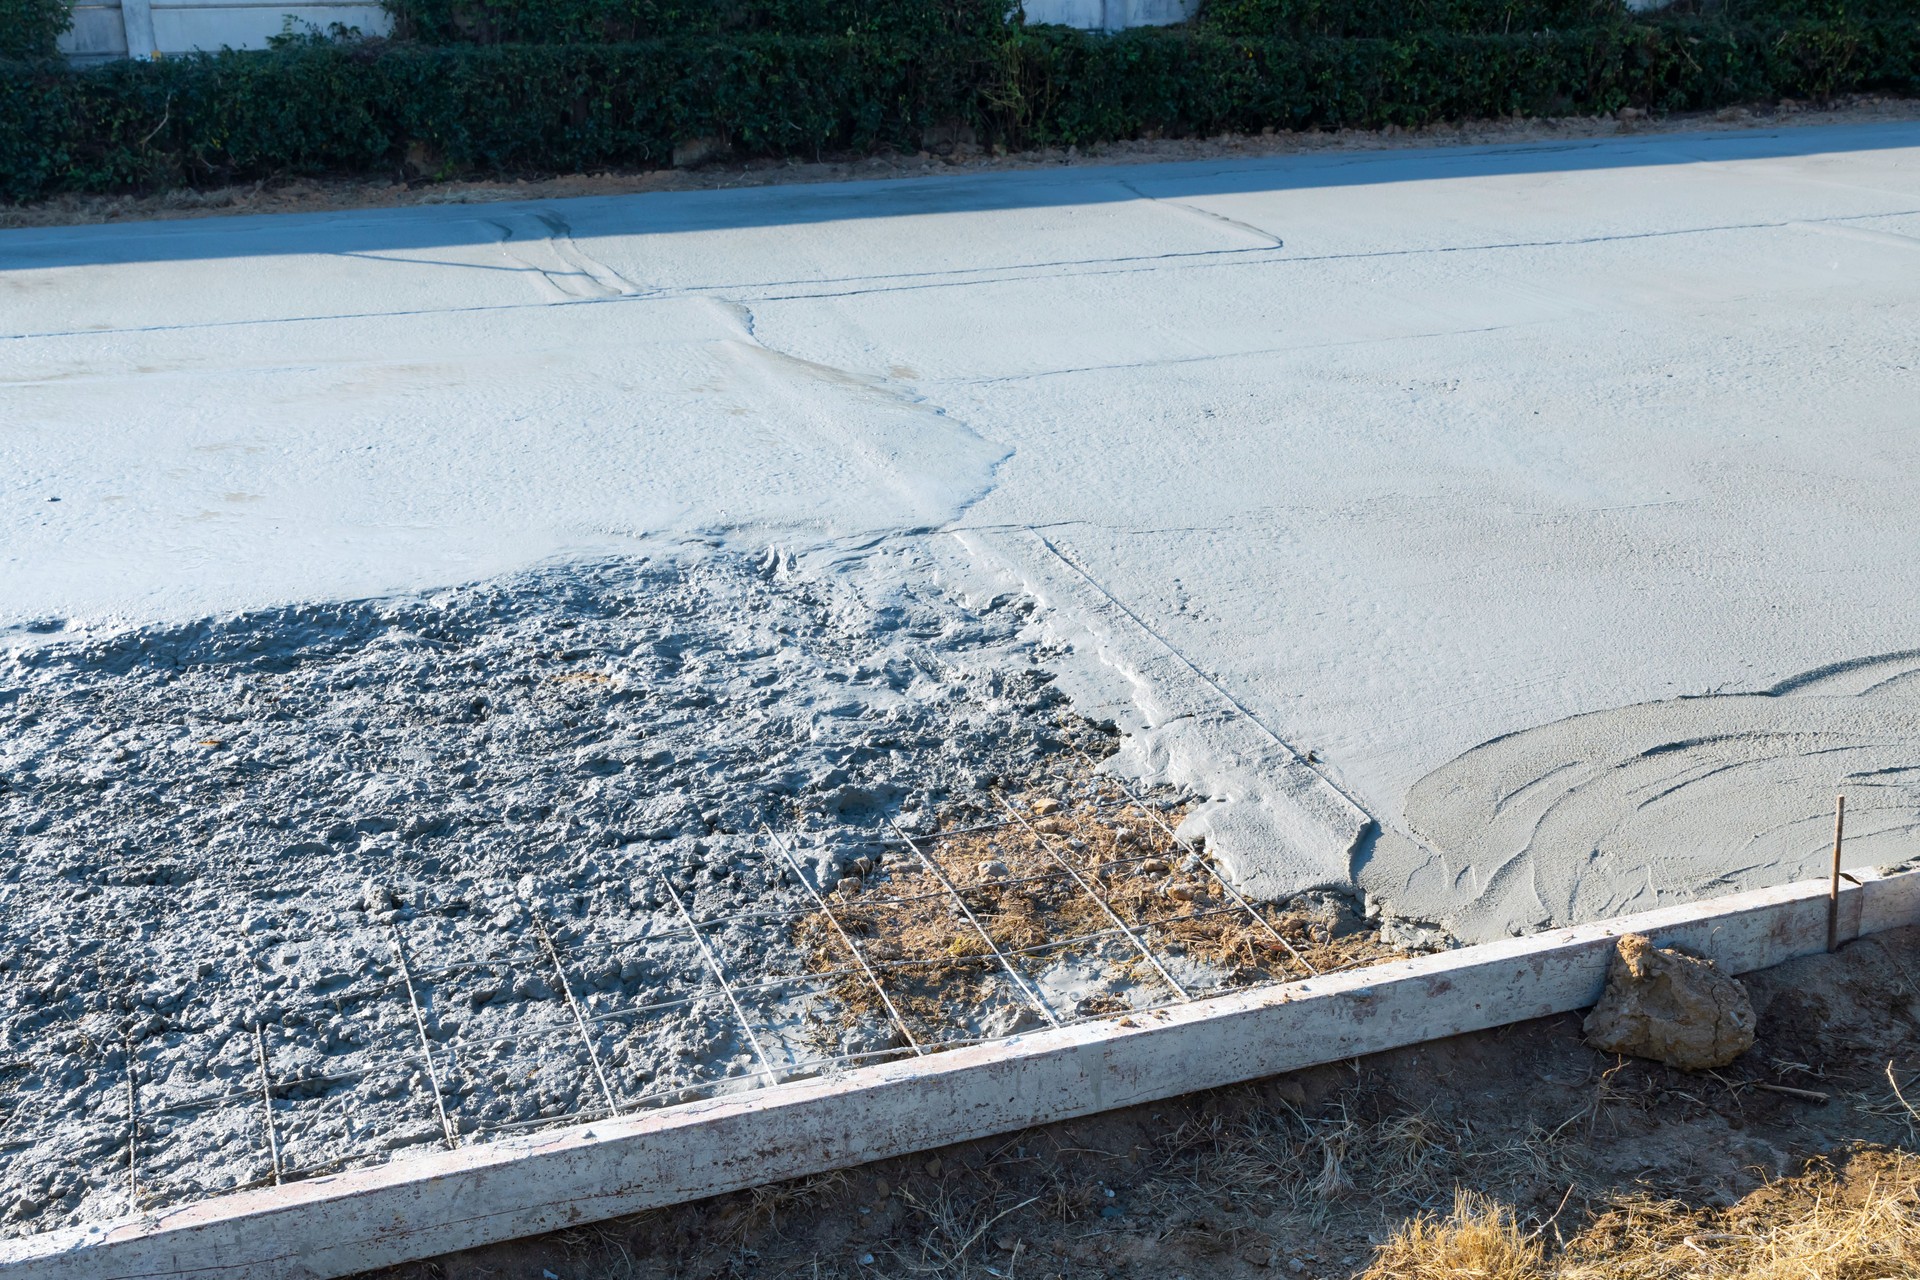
4;117;1920;1258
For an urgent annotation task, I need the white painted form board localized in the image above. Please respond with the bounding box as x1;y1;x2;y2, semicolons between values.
3;865;1914;1280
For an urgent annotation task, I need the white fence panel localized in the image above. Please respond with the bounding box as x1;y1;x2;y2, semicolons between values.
59;0;392;62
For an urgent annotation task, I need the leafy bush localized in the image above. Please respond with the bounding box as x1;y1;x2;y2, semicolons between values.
1196;0;1629;39
1;15;1915;201
0;0;72;59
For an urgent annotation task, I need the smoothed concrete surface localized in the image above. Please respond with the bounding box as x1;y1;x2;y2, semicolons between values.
6;123;1920;941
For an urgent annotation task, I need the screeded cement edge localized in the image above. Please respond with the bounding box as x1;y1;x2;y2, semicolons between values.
4;865;1916;1280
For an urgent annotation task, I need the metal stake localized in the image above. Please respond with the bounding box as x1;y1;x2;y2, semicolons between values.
760;825;924;1055
388;924;458;1149
994;792;1191;1001
530;912;624;1118
883;817;1061;1028
660;879;782;1086
1828;793;1846;954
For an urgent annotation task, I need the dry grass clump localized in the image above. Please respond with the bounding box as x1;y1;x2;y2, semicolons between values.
1361;1147;1920;1280
1364;1191;1547;1280
790;770;1403;1045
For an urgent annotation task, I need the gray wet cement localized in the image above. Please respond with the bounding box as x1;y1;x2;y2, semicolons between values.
1400;652;1920;939
0;545;1132;1236
6;120;1920;1116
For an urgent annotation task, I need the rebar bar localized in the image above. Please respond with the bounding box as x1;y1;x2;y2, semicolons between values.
760;824;924;1055
1093;766;1319;976
994;791;1192;1001
387;924;459;1149
253;1024;283;1185
882;816;1061;1028
123;1030;140;1215
660;879;781;1086
530;912;624;1118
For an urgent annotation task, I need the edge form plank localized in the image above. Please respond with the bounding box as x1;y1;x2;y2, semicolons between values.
4;867;1913;1280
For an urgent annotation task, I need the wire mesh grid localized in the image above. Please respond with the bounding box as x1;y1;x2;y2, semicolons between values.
2;774;1386;1224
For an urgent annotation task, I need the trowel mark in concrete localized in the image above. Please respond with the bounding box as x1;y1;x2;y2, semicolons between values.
1403;652;1920;942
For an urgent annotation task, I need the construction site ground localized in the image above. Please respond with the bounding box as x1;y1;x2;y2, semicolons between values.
362;926;1920;1280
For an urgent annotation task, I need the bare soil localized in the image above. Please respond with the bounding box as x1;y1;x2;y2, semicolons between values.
5;95;1918;232
361;923;1920;1279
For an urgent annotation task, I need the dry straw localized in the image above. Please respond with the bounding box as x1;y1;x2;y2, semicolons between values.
1362;1147;1920;1280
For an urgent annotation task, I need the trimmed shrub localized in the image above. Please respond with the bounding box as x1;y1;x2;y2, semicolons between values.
1;0;71;59
1;16;1915;201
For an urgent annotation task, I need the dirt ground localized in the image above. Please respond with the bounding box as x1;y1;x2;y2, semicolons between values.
361;924;1920;1280
5;95;1919;231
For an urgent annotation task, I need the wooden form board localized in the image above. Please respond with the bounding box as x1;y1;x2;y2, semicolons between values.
7;866;1917;1280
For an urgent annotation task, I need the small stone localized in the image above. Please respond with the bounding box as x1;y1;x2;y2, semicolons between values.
1288;1260;1306;1274
924;1156;944;1178
1582;933;1755;1070
1031;798;1063;816
979;860;1009;881
1139;858;1170;876
1164;882;1199;902
838;876;863;897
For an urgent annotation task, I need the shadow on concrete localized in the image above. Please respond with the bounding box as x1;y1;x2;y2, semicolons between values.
1;121;1915;271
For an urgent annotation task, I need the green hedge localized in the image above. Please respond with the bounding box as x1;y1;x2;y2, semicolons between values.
1193;0;1918;37
3;18;1917;200
1;0;71;59
1196;0;1628;39
379;0;1920;45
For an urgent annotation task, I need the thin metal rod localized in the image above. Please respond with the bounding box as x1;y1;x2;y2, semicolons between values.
883;817;1062;1028
530;912;624;1118
994;792;1192;1001
387;924;459;1149
660;879;782;1085
1828;793;1846;954
1094;765;1320;976
253;1025;283;1185
123;1032;140;1215
760;825;924;1056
